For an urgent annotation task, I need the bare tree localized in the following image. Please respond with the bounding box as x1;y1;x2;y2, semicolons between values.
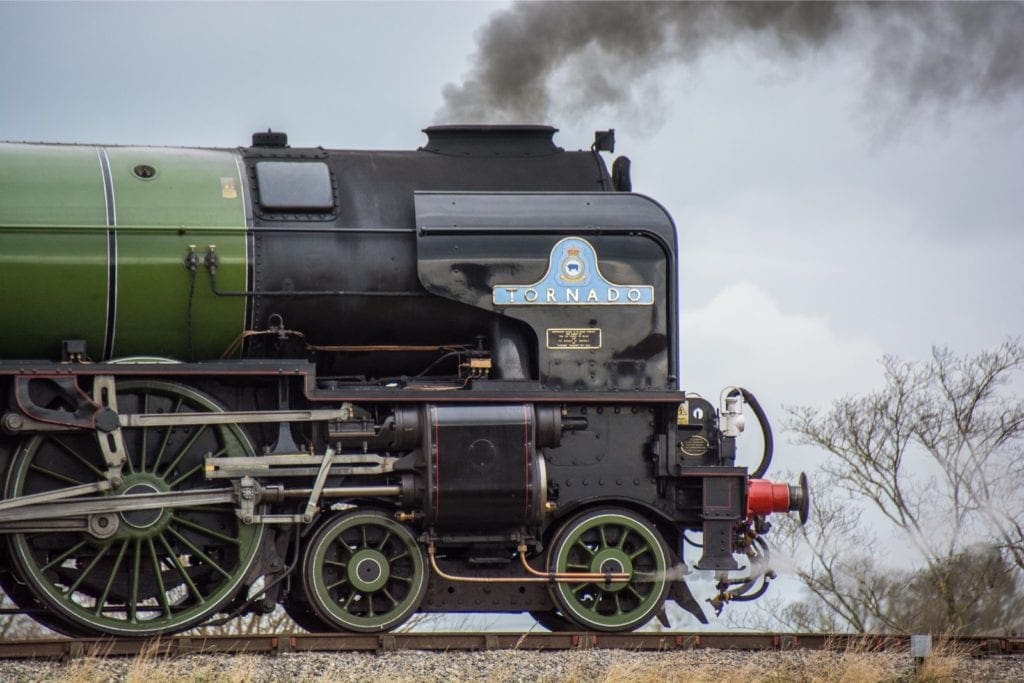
0;589;51;639
189;605;296;637
762;494;898;633
780;339;1024;635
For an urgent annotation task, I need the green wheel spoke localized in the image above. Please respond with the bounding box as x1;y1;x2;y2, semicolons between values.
324;559;348;568
326;576;350;591
129;539;142;623
29;463;87;486
171;514;241;546
598;526;610;550
389;550;409;562
571;582;593;596
165;526;232;580
158;533;206;605
376;530;391;550
122;439;136;475
147;538;172;617
381;588;399;607
40;539;89;573
626;585;646;601
616;528;630;550
159;424;209;479
50;436;105;479
629;546;651;561
573;541;596;558
566;562;589;570
150;396;184;473
167;462;205;489
139;393;150;472
613;594;623;616
94;540;129;616
66;543;111;596
391;574;413;584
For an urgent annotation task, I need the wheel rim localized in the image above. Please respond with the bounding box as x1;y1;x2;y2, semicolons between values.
550;510;670;631
5;380;264;636
0;560;89;637
304;511;427;632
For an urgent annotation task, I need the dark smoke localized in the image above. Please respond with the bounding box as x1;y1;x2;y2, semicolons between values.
438;2;1024;126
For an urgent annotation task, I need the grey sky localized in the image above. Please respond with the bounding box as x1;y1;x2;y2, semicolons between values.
2;0;1023;625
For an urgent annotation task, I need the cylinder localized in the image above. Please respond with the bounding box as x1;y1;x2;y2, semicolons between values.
423;404;547;532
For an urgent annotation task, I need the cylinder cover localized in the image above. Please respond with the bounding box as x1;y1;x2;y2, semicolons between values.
424;404;547;532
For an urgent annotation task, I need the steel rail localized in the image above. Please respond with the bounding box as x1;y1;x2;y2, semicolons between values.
0;632;1021;659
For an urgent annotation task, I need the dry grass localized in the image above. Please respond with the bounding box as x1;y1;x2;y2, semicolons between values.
912;635;972;683
549;637;966;683
33;636;987;683
52;647;266;683
581;652;910;683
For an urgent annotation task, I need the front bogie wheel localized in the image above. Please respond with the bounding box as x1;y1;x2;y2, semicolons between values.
548;508;671;632
302;510;427;633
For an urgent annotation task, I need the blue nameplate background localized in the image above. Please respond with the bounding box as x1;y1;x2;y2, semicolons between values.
492;237;654;306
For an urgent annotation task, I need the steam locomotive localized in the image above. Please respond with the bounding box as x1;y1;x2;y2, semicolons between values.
0;125;807;636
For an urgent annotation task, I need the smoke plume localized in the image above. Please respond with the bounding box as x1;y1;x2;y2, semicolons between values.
438;2;1024;126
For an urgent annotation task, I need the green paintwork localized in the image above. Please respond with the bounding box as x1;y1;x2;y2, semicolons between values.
105;147;246;359
0;143;108;226
0;144;108;358
0;142;247;361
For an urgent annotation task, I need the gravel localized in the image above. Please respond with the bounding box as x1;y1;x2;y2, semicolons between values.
0;649;1022;683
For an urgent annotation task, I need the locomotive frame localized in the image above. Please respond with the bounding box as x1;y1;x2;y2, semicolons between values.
0;125;807;636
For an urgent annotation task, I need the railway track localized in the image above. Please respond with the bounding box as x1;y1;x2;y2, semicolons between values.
0;632;1022;660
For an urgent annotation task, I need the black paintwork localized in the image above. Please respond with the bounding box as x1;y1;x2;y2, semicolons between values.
0;126;764;632
240;125;675;388
415;192;677;390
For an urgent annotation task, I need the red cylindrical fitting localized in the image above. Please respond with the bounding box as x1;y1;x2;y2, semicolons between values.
747;479;792;516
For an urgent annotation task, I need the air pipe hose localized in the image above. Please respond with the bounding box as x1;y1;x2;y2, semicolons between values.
738;388;774;479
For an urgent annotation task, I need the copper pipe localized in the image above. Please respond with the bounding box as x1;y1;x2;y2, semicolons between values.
516;544;629;583
427;544;629;585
